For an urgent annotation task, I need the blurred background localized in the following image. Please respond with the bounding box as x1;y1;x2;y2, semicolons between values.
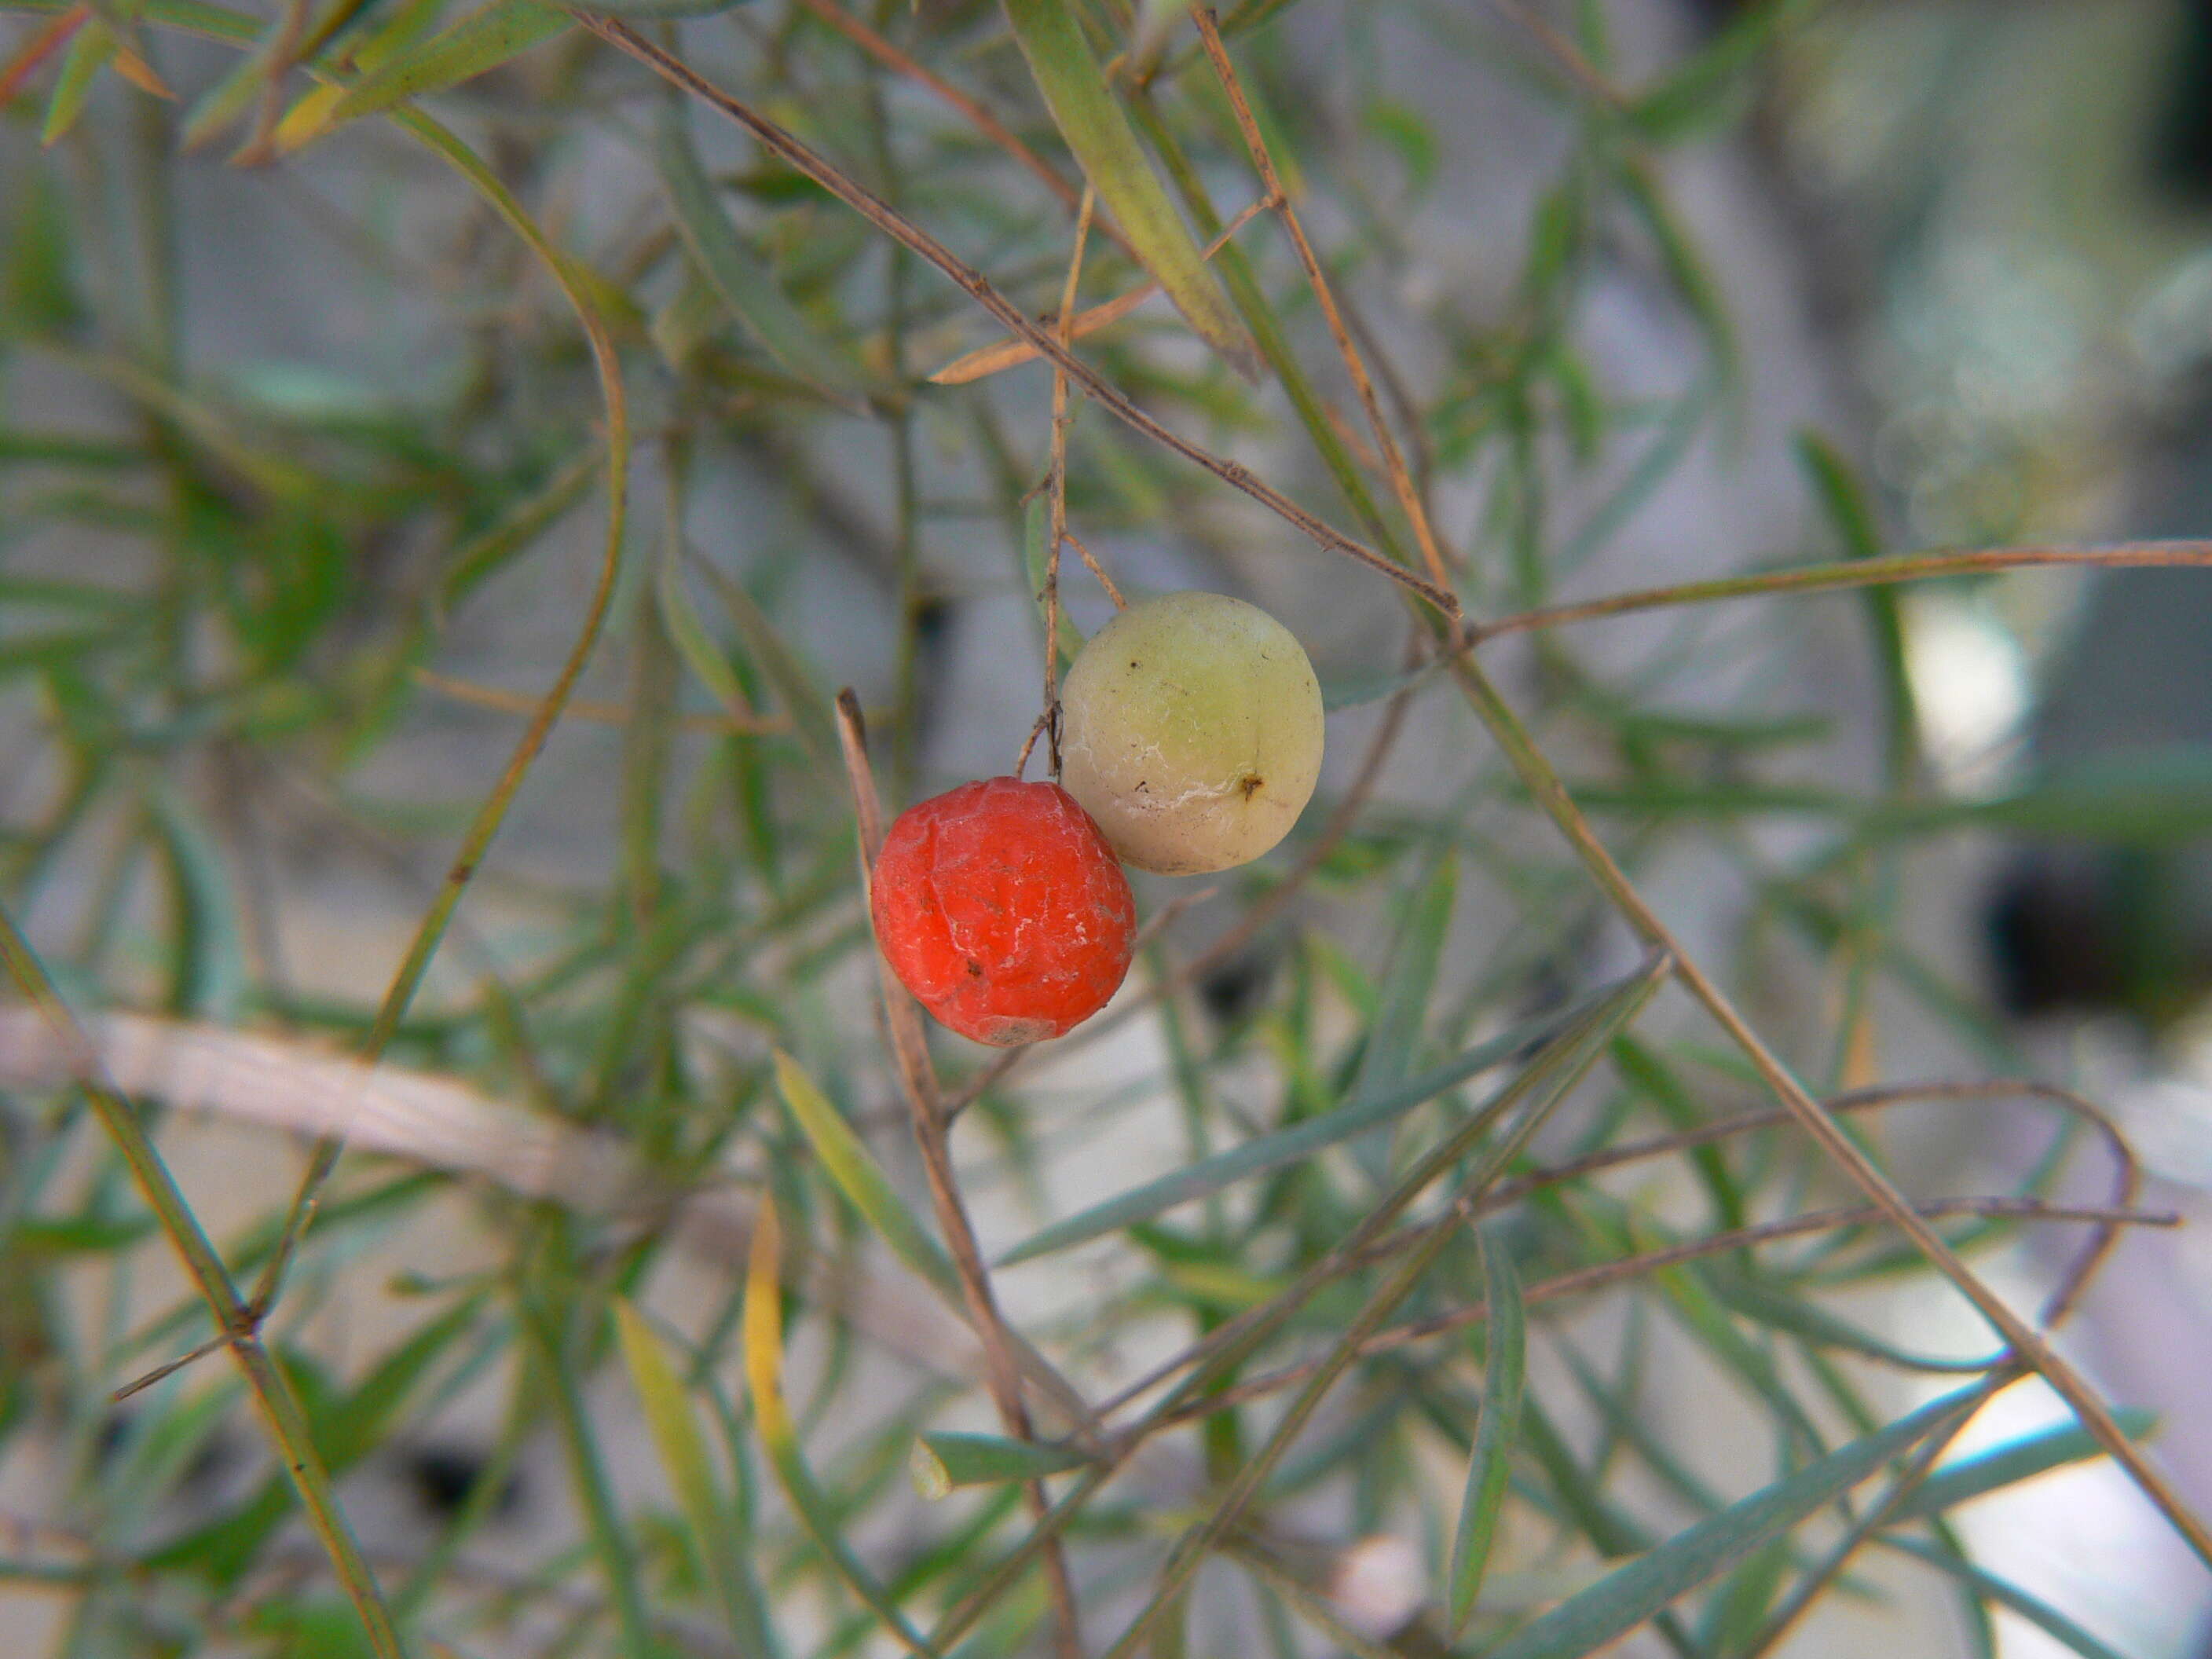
5;0;2212;1654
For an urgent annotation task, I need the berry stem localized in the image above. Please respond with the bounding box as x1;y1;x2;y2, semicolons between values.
835;691;1095;1659
1042;185;1095;784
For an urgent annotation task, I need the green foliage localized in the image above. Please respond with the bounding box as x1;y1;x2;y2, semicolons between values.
0;0;2190;1654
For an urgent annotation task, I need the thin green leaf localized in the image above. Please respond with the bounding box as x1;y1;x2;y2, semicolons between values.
745;1200;943;1656
178;42;269;148
656;102;872;409
910;1430;1094;1497
1704;1266;1987;1375
1232;1546;1403;1659
1628;0;1804;143
319;1298;484;1470
1873;747;2212;846
269;0;441;148
614;1301;781;1657
1617;161;1736;378
1346;851;1455;1177
775;1049;963;1305
441;445;602;613
658;539;755;721
1610;1035;1746;1232
689;555;840;766
1885;1408;2159;1522
1448;1221;1526;1631
148;790;247;1021
1555;1339;1728;1522
529;1302;656;1659
1796;430;1914;782
323;0;566;128
1697;1534;1790;1653
1877;1538;2130;1659
1480;1385;1987;1659
1651;1258;1827;1458
650;259;723;368
589;0;749;14
40;19;114;145
1361;97;1437;194
1000;0;1255;375
997;980;1624;1266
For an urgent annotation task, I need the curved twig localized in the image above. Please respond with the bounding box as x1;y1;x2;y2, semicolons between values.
1465;541;2212;646
566;13;1461;623
1152;1197;2176;1432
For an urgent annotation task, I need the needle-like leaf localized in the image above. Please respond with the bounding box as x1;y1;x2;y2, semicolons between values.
999;0;1255;376
1447;1221;1526;1632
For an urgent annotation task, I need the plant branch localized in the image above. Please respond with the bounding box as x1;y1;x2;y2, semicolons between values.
1193;6;1455;593
1466;541;2212;644
833;690;1087;1659
790;0;1120;247
245;107;634;1326
1446;649;2212;1572
1163;1197;2176;1429
567;13;1460;621
0;908;409;1659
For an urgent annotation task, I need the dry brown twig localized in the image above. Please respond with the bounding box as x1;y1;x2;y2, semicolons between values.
1040;186;1097;781
566;12;1462;623
1156;1197;2176;1431
412;666;792;734
790;0;1122;251
833;690;1089;1659
1449;643;2212;1567
1466;540;2212;645
928;192;1277;386
1192;7;1456;592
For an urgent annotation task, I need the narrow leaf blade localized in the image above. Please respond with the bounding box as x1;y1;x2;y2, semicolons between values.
615;1301;780;1657
1877;1537;2130;1659
656;103;872;409
1888;1408;2159;1522
1448;1221;1525;1630
40;20;114;145
1000;0;1254;375
1482;1385;1987;1659
1346;851;1455;1177
658;540;755;720
690;556;840;765
775;1049;964;1306
912;1430;1094;1495
997;982;1620;1266
322;0;566;130
744;1200;942;1656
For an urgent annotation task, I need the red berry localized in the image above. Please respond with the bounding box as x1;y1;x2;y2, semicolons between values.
870;778;1137;1046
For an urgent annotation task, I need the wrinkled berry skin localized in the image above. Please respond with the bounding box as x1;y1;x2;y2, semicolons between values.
870;778;1137;1046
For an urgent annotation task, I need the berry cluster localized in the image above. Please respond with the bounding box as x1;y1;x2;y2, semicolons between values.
870;593;1324;1046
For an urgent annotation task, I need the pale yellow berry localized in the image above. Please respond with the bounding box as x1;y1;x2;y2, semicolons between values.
1059;591;1324;876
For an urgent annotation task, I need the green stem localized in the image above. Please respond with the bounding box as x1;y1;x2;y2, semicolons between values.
0;906;409;1659
529;1298;658;1659
247;105;632;1318
1470;540;2212;643
1445;648;2212;1573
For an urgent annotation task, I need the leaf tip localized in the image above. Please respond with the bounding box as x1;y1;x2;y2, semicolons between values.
909;1437;952;1501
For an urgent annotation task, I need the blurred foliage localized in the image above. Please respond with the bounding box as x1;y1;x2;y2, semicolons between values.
0;2;2206;1657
